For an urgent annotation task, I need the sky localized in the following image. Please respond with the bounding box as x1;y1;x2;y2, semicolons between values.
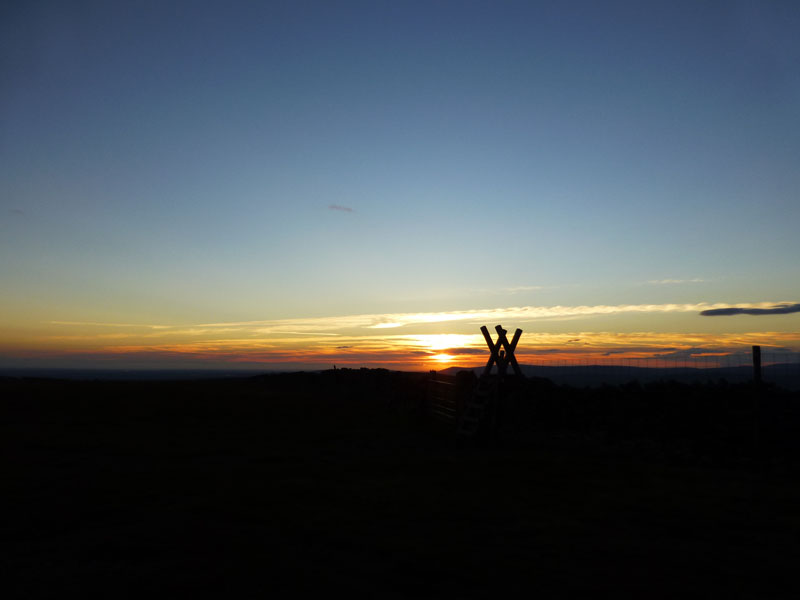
1;0;799;370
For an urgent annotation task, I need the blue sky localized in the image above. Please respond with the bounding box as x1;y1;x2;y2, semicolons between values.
1;1;799;368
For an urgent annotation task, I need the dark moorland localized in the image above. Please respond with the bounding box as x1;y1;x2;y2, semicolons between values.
4;369;800;597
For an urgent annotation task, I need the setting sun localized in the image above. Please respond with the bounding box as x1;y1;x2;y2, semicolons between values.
431;353;455;364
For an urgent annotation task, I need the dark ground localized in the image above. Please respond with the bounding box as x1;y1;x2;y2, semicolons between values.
3;370;800;598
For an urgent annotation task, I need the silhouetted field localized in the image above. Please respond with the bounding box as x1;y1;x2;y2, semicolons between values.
4;370;800;597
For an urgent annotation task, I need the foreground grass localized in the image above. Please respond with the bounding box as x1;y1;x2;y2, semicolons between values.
3;373;800;597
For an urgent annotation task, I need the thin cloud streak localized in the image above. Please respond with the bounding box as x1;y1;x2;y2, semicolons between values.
363;302;795;329
51;301;800;338
50;321;172;329
700;303;800;316
504;285;548;293
328;204;354;212
647;278;706;285
471;284;552;295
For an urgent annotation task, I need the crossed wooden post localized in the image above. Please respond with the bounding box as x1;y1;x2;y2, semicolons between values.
481;325;523;378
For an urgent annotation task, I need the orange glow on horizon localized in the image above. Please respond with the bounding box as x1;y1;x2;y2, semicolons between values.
3;308;799;370
430;353;455;364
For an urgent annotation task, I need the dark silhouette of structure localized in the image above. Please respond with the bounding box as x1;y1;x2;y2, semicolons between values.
427;324;525;438
480;324;523;378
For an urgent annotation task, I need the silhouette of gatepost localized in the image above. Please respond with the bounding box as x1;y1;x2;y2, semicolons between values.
480;324;523;378
457;324;524;439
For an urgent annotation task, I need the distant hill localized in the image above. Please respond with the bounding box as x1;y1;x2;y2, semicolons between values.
440;363;800;390
0;368;270;381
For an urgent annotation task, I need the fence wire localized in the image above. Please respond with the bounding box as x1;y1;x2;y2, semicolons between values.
493;351;800;390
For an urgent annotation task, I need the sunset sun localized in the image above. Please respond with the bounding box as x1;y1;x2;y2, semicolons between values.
431;353;454;364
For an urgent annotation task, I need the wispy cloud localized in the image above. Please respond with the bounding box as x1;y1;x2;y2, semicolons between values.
471;284;551;294
364;302;793;329
441;347;486;356
50;321;172;329
10;208;25;216
647;278;706;285
328;204;354;213
700;303;800;316
50;301;799;340
503;285;547;293
276;331;341;336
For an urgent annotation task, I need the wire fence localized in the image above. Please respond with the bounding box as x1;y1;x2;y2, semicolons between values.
491;351;800;390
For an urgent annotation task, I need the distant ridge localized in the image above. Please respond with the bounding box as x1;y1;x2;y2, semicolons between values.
0;368;271;381
439;364;800;390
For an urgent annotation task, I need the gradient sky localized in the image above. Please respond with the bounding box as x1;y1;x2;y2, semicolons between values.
2;1;799;370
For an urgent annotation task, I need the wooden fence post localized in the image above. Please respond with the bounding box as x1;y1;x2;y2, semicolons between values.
752;345;762;386
751;346;762;458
